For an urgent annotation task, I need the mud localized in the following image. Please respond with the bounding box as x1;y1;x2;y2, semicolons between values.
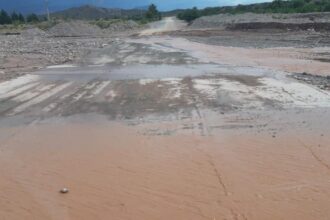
134;36;330;76
291;72;330;90
1;17;330;220
169;28;330;48
0;109;330;220
227;22;330;32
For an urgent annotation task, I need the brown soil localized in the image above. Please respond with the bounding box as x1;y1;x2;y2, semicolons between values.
148;36;330;76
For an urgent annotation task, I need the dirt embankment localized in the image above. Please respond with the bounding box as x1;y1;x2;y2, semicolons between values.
227;21;330;31
190;12;330;32
48;20;140;37
0;21;141;82
47;21;105;37
166;12;330;50
0;32;108;82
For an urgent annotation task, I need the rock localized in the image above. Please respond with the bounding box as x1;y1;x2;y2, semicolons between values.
48;21;104;37
60;188;69;194
21;28;49;39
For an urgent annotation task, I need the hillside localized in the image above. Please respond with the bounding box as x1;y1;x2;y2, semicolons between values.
51;5;146;20
177;0;330;22
188;12;330;32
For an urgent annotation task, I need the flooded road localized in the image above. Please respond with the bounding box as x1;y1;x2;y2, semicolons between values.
1;37;330;119
1;21;330;220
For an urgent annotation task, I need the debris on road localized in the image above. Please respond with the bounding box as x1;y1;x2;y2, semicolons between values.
291;72;330;90
60;188;69;194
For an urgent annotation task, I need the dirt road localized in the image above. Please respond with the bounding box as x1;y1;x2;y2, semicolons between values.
140;17;187;35
0;18;330;220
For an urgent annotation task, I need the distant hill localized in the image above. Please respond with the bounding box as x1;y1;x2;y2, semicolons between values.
134;5;149;10
177;0;330;22
162;9;186;17
50;5;146;20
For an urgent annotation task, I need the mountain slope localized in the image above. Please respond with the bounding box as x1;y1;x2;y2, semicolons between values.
51;5;145;20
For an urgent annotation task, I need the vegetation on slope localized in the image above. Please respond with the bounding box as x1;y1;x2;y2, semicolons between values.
177;0;330;22
0;10;30;25
0;3;161;27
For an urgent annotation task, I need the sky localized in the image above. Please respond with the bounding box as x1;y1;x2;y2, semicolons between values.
0;0;272;14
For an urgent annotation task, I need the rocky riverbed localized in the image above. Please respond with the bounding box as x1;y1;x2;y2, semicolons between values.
0;21;141;82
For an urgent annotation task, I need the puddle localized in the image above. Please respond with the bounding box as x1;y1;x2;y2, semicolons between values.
47;64;77;69
34;63;283;82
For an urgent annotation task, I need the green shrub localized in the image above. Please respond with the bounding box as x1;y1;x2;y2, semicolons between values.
177;7;200;22
0;9;12;25
145;4;161;21
26;13;39;23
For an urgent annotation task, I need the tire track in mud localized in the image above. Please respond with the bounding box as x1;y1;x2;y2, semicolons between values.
0;82;40;101
0;83;59;115
182;77;211;136
45;80;111;116
298;139;330;172
193;142;250;220
205;153;229;196
193;141;229;196
9;82;72;115
0;75;40;95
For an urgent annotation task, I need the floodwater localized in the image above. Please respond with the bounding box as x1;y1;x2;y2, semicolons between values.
1;20;330;220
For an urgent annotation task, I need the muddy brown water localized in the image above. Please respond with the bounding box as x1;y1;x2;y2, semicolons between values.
1;31;330;219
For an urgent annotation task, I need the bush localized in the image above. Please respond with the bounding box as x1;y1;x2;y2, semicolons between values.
91;19;122;29
177;7;200;23
145;4;161;21
36;20;58;30
26;13;39;23
323;2;330;11
11;12;19;22
18;13;25;23
0;9;12;25
300;3;318;12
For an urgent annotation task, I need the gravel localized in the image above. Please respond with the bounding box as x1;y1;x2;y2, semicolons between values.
0;27;110;82
21;28;49;38
190;12;330;30
0;20;142;81
48;21;105;37
104;20;139;32
291;72;330;90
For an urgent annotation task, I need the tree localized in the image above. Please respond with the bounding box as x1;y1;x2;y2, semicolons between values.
18;13;25;23
300;2;318;12
272;0;284;8
145;4;161;21
292;0;305;8
323;2;330;11
26;13;39;23
11;11;19;23
0;9;12;25
177;7;200;23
